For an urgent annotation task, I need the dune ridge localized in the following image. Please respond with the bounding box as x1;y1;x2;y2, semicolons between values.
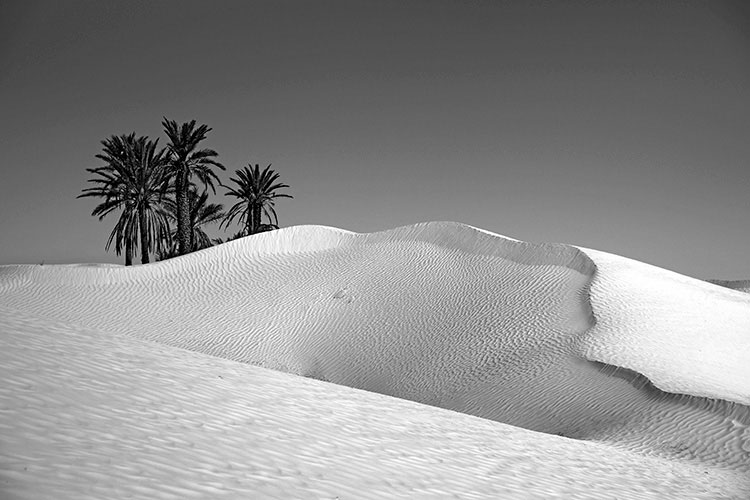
1;221;749;497
0;222;595;284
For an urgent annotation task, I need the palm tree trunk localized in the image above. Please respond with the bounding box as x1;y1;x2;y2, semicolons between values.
175;173;191;255
125;239;133;266
251;203;262;235
189;213;194;251
139;206;150;264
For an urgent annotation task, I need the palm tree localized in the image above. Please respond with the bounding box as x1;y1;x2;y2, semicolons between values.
79;133;137;265
159;186;225;259
127;136;172;263
162;118;225;256
79;133;171;265
221;164;292;236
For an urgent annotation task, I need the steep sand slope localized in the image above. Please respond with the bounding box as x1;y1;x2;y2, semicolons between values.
1;222;749;497
1;307;745;500
580;249;750;405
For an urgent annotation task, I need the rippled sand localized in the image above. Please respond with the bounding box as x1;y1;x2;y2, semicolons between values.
1;222;748;498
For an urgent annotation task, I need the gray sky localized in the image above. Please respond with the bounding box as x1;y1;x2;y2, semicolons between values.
1;0;748;278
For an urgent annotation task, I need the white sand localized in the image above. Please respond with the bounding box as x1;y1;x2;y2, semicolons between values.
1;221;748;498
580;248;750;405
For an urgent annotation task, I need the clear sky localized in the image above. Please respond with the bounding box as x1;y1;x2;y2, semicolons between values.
1;0;748;278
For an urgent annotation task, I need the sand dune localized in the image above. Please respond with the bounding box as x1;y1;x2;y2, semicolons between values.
1;307;744;499
1;221;749;498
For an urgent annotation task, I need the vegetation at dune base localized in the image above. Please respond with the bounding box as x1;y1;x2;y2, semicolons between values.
162;118;225;257
157;186;226;260
78;133;172;265
79;119;293;265
221;164;293;237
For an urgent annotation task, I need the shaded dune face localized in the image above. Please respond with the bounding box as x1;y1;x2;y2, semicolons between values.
1;222;748;472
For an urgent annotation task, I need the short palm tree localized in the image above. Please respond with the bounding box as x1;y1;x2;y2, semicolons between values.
79;133;171;265
221;164;292;236
159;186;225;259
162;118;225;256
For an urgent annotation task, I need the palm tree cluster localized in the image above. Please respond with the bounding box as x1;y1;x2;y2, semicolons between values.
79;118;293;265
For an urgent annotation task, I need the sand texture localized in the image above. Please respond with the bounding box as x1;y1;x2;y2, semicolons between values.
1;222;748;498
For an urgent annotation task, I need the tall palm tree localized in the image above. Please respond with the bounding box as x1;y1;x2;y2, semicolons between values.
160;186;225;259
79;133;171;265
162;118;225;256
127;136;172;263
221;164;292;236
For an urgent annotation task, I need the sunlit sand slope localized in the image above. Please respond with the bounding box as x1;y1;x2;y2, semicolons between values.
580;248;750;405
1;222;749;496
1;308;746;500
